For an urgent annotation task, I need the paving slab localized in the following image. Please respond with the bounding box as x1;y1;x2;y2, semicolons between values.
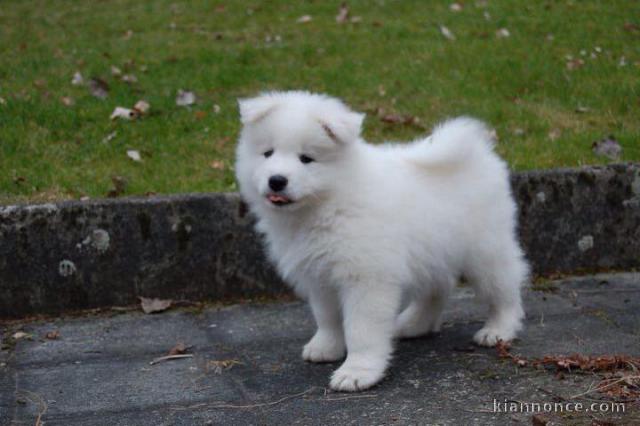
1;273;639;425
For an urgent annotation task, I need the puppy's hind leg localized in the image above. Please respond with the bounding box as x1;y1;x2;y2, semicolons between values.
394;284;451;339
303;284;346;363
469;244;528;347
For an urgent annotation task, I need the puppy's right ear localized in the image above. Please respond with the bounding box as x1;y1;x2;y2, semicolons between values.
238;96;279;125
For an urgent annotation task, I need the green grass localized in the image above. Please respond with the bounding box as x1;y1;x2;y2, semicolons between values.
1;0;639;204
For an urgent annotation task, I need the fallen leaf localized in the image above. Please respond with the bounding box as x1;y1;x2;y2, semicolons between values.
121;74;137;84
12;331;30;340
380;113;421;127
575;105;589;113
207;359;242;374
139;297;173;314
449;3;463;12
513;128;526;136
623;22;639;33
0;97;6;105
213;104;221;114
350;16;362;23
71;71;84;86
60;96;74;106
532;414;550;426
123;29;134;40
44;330;60;340
592;136;622;160
297;15;312;23
439;25;456;40
133;100;150;115
111;66;122;77
107;175;128;197
496;28;510;38
127;150;142;162
168;342;188;356
336;2;349;23
110;107;137;120
548;129;561;141
88;78;109;99
176;89;196;106
210;160;225;170
566;57;585;71
102;131;118;144
194;110;207;120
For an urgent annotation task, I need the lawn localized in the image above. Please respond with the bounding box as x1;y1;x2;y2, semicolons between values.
1;0;638;204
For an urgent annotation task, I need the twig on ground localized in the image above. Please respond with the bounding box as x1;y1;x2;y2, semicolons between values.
18;390;47;426
571;375;640;399
322;394;378;402
172;387;319;411
149;354;194;365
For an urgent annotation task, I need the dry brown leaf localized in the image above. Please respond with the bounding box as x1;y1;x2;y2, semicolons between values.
207;359;242;374
194;110;207;120
531;414;550;426
439;25;456;40
121;74;138;84
60;96;74;106
548;128;561;141
566;57;585;70
176;90;196;106
44;330;60;340
127;150;142;162
111;66;122;77
71;71;84;86
133;100;150;115
336;2;349;23
88;78;109;99
139;297;173;314
107;175;128;198
592;136;622;160
168;342;188;356
12;331;30;340
210;160;225;170
495;28;510;38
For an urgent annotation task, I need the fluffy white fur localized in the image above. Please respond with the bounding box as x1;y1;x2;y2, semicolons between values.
235;91;528;392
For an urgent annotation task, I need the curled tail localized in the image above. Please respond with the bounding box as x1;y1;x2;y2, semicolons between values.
406;117;497;170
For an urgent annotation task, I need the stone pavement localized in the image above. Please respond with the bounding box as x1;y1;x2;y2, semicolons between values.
1;273;639;425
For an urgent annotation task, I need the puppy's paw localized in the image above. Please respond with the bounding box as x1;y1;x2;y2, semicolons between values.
473;326;516;347
302;331;345;363
330;363;385;392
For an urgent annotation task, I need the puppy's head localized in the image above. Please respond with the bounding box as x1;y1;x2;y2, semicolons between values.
235;91;364;212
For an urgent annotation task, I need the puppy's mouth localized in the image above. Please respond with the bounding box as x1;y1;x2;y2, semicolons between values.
266;193;294;206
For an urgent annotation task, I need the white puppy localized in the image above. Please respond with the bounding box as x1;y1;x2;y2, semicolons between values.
235;91;528;392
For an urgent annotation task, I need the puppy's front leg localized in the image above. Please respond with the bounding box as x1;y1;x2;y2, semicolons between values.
330;284;401;392
303;284;346;363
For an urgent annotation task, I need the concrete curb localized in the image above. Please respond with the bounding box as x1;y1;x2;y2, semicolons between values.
1;163;639;318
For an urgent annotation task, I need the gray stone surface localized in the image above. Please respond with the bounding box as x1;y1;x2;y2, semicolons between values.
1;273;639;425
1;163;639;318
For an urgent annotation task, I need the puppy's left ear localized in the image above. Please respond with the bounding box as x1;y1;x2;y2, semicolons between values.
319;111;365;145
238;95;280;125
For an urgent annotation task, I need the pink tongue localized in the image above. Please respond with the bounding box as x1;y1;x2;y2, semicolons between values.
268;194;289;203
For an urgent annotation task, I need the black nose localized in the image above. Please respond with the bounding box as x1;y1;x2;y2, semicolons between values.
268;175;288;192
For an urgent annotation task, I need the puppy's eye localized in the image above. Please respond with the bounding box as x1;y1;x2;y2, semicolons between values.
263;149;274;158
299;154;315;164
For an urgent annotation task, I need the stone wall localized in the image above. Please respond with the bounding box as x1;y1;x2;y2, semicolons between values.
1;164;638;318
